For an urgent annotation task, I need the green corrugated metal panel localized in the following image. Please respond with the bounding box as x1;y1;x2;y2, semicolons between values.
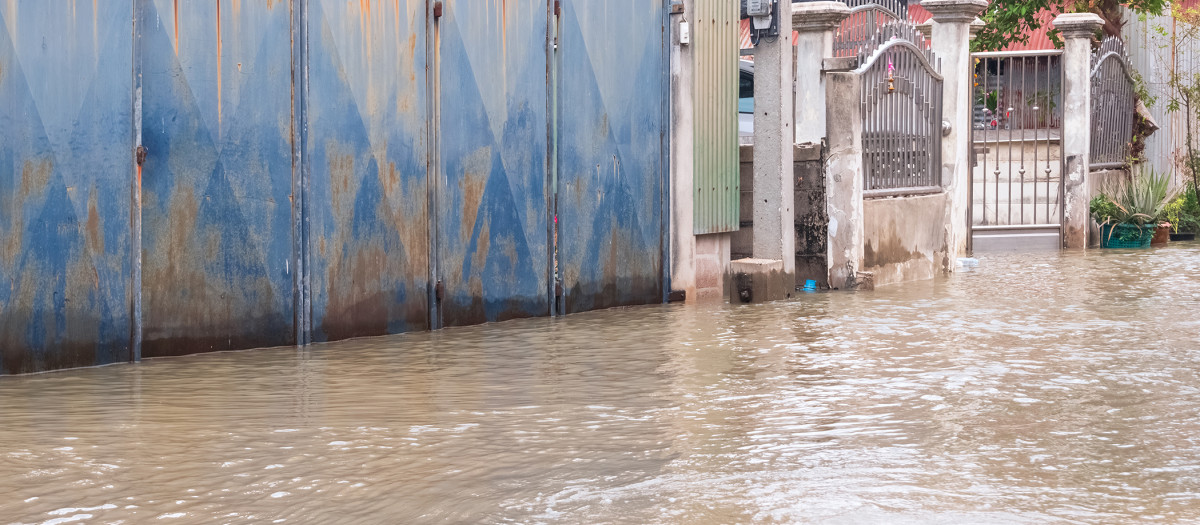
692;0;740;234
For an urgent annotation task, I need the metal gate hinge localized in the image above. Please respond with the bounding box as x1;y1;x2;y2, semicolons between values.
433;1;443;20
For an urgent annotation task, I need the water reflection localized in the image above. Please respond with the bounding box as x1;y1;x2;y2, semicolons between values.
3;244;1200;523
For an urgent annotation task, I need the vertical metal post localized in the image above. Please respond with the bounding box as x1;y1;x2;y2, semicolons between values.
547;0;558;316
131;0;143;363
1059;52;1067;247
1019;55;1026;225
660;0;671;304
291;0;311;347
1033;55;1040;224
427;0;442;329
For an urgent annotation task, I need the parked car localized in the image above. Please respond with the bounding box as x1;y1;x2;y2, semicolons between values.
739;60;754;139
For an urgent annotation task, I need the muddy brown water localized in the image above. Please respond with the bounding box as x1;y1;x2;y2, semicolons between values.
3;245;1200;524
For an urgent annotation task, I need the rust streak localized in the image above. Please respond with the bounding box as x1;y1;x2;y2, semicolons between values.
173;0;179;55
216;0;223;132
85;188;103;256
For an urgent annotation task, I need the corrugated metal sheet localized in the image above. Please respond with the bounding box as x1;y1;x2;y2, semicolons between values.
0;1;134;374
0;0;672;374
1124;6;1194;183
139;0;297;357
306;0;431;342
557;0;668;313
693;0;740;234
435;0;551;327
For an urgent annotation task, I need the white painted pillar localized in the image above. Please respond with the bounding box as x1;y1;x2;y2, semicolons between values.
824;71;864;290
1054;13;1104;250
923;0;987;263
793;1;850;146
752;1;795;279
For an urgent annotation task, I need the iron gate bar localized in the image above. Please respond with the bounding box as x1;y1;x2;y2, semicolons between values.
1090;37;1137;170
856;22;942;193
970;50;1066;251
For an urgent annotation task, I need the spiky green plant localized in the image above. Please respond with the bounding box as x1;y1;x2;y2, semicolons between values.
1094;167;1181;242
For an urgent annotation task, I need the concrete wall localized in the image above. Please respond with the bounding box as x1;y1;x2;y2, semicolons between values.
864;193;951;287
734;144;829;288
794;144;829;289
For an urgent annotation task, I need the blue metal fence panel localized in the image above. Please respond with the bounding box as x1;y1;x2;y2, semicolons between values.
0;2;134;374
556;0;667;313
435;0;551;326
307;0;431;341
139;0;296;356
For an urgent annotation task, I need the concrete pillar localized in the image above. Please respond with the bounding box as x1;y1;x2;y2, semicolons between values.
750;0;795;286
923;0;987;264
669;0;698;299
793;2;850;146
824;72;864;290
669;0;732;303
1054;13;1104;250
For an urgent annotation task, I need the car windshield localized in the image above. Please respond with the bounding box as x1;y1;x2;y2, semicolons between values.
738;72;754;114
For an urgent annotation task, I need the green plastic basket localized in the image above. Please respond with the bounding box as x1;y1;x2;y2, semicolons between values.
1100;223;1154;249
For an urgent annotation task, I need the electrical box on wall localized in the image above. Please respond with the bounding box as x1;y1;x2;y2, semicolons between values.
740;0;779;45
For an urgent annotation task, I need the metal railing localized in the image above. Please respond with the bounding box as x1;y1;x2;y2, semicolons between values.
970;51;1065;232
1090;37;1137;170
857;22;943;193
833;0;908;58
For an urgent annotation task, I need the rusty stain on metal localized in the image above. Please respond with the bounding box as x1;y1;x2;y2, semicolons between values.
216;0;222;130
85;188;103;256
1;0;670;374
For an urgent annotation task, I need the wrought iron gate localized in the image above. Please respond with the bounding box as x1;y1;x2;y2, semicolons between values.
1090;37;1137;170
858;24;943;194
970;51;1065;252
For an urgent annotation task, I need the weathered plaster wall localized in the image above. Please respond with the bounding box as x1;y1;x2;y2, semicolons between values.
734;144;829;288
794;144;829;289
864;193;951;287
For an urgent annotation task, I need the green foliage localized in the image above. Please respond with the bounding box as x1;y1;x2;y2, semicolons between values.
1090;193;1121;224
1164;182;1200;232
1092;167;1180;228
973;0;1168;52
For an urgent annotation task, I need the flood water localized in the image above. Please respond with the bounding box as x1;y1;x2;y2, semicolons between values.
3;245;1200;524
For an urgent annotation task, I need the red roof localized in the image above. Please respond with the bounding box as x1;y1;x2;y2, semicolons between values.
911;3;1059;52
741;3;1059;54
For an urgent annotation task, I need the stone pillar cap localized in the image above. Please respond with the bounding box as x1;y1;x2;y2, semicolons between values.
921;0;988;23
916;21;933;40
792;1;851;32
1053;12;1104;38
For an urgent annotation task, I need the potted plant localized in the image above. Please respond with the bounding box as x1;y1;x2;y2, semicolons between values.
1164;182;1200;241
1091;168;1180;249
